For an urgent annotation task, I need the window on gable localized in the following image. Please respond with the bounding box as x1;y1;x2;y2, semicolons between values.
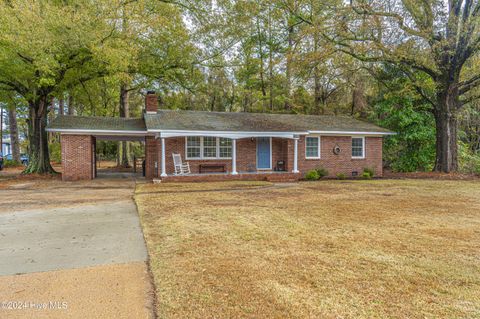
352;137;365;158
305;136;320;158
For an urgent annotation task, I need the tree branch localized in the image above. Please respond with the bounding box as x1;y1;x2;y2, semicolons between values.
460;93;480;106
458;73;480;95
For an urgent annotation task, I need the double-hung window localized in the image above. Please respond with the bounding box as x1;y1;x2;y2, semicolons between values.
186;137;201;158
219;138;232;158
186;137;232;159
351;137;365;158
203;137;217;158
305;136;320;159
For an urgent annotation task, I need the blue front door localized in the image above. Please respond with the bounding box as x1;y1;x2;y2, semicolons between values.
256;137;271;169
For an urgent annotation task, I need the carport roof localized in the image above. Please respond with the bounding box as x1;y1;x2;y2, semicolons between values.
48;115;147;133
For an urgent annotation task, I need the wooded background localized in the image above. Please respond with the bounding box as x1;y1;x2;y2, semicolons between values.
0;0;479;174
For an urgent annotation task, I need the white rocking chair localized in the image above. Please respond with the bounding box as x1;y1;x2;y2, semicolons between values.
172;153;191;175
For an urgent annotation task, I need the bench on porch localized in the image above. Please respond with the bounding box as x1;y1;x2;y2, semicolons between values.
199;163;226;174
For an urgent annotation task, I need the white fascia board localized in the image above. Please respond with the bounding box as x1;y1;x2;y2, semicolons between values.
307;130;395;136
46;128;151;136
156;130;306;139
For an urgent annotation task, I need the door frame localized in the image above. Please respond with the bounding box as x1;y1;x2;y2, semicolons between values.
256;137;272;170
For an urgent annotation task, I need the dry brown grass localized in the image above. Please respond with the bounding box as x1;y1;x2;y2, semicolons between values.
135;180;480;319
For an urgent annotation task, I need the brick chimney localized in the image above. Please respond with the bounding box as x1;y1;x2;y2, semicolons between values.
145;91;158;113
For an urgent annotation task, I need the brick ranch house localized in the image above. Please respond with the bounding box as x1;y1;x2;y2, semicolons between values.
47;92;394;182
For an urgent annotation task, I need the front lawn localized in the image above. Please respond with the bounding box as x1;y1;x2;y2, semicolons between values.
135;180;480;318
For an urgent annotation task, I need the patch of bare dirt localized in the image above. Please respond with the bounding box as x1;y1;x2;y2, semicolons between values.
0;262;153;319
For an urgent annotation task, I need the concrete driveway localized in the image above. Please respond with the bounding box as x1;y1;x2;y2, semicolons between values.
0;201;147;275
0;176;153;319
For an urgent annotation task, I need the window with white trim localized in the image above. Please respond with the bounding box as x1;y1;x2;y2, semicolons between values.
185;137;232;159
219;138;232;158
351;137;365;158
186;136;201;158
203;137;217;158
305;136;320;158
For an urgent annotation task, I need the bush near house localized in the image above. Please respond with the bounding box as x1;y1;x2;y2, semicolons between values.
361;172;372;179
363;167;375;178
315;167;329;178
305;170;320;181
336;172;347;180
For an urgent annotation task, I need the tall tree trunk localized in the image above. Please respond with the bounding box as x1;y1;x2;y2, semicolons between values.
48;98;55;143
285;23;293;111
119;84;130;168
24;97;55;174
268;6;274;111
67;94;74;115
313;30;322;114
256;17;267;111
8;107;21;163
433;86;459;172
59;97;64;115
314;70;321;114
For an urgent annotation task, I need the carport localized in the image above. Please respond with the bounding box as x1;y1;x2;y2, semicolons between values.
47;116;153;181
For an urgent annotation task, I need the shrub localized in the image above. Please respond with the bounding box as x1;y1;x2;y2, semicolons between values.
315;167;329;178
4;159;22;168
459;142;480;175
305;170;320;181
361;172;372;179
336;173;346;180
49;142;62;163
363;167;375;178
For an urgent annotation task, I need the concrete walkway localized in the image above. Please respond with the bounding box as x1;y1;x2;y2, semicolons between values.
0;177;153;319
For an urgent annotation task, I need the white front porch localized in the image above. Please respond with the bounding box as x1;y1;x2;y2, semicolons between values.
153;131;302;178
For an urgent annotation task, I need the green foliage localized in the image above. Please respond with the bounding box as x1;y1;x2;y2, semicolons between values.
459;142;480;175
336;173;346;180
361;172;372;179
363;167;375;178
4;159;22;168
305;170;320;181
96;141;119;161
315;167;329;178
49;142;62;164
371;69;436;172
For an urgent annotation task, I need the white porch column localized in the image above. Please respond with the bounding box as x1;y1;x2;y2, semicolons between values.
293;137;299;173
231;138;238;175
161;137;167;177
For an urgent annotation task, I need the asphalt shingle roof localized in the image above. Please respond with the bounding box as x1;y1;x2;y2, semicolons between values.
48;110;392;134
48;115;147;132
144;110;392;133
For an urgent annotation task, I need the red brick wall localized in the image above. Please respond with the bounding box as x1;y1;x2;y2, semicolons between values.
145;136;158;179
144;135;383;179
61;134;94;181
296;136;383;177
